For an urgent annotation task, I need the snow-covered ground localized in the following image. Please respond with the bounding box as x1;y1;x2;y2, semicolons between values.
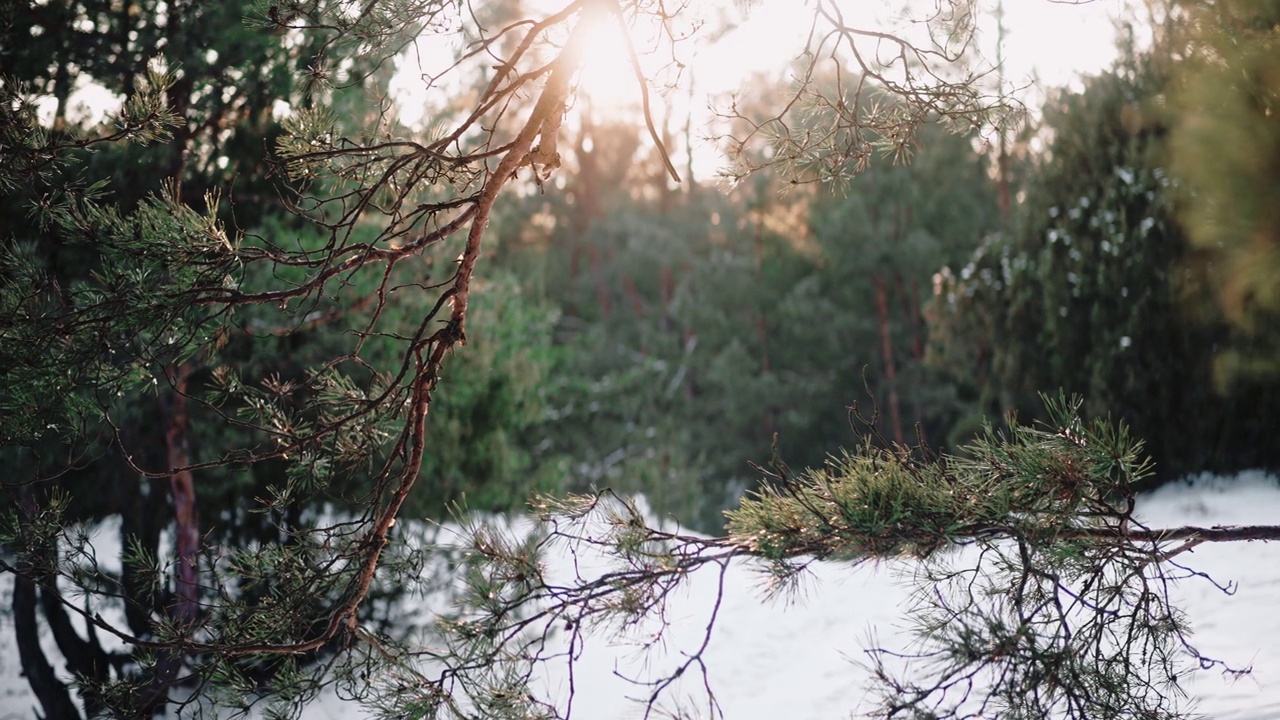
521;471;1280;720
5;472;1280;719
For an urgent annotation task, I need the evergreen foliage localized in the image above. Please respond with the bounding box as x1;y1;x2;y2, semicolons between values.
1167;0;1280;387
492;101;999;530
728;395;1230;719
337;396;1253;720
928;34;1280;478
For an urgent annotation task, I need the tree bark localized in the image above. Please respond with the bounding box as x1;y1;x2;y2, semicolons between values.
165;362;200;627
873;272;905;445
129;362;201;716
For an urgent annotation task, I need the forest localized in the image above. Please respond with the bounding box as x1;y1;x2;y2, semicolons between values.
2;0;1280;718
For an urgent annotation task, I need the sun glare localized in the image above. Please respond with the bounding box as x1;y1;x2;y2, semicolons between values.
388;0;1133;174
573;17;644;113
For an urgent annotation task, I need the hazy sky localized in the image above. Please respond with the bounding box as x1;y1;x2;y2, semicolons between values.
392;0;1136;151
690;0;1131;101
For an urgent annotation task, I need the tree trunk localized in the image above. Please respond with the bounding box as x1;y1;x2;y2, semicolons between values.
165;362;200;627
873;272;905;445
40;584;110;717
129;362;201;716
895;273;928;445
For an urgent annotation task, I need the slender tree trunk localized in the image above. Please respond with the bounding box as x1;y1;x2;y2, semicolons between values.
873;273;905;445
52;59;70;133
127;362;201;716
895;273;928;445
14;577;82;720
40;583;110;717
165;362;200;627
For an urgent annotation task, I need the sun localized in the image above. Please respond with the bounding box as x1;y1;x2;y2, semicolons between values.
572;14;645;114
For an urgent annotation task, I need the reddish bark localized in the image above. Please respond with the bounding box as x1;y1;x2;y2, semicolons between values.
164;362;200;627
894;273;928;445
873;273;906;446
621;273;646;319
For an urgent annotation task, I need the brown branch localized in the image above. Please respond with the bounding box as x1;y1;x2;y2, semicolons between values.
610;0;680;184
206;203;478;306
245;291;381;336
127;11;599;659
1084;524;1280;544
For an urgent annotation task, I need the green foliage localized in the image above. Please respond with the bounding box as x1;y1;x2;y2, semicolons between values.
0;1;525;715
491;109;998;531
374;398;1236;720
726;394;1150;563
0;179;233;442
724;397;1205;719
1168;0;1280;385
186;216;561;521
408;273;564;515
927;42;1280;477
4;2;1278;719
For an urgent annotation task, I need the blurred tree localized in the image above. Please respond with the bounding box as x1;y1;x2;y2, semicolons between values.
1166;0;1280;387
484;70;1000;531
806;120;1000;450
932;62;1207;475
928;29;1280;480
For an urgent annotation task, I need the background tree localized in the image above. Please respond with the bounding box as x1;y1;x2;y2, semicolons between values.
483;79;1001;531
1165;0;1280;395
927;26;1280;479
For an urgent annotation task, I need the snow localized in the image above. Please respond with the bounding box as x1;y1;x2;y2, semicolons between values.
3;473;1280;719
525;472;1280;719
1131;472;1280;719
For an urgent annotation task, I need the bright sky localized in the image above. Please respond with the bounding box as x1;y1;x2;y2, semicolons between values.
666;0;1139;125
394;0;1130;102
391;0;1137;178
695;0;1134;96
39;1;1135;172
